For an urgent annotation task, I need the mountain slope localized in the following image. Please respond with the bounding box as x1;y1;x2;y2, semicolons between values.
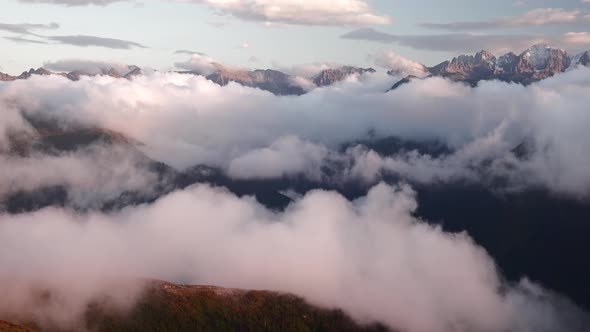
206;68;306;96
0;72;15;82
5;281;389;332
0;320;37;332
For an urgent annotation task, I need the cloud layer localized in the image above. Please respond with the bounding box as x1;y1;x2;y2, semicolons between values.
15;0;390;26
341;28;590;54
182;0;391;26
1;183;588;331
3;68;590;198
420;8;589;31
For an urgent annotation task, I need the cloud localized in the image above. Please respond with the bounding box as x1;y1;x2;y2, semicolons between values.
420;8;586;31
274;62;343;77
562;32;590;45
3;32;147;49
18;0;127;5
174;49;207;55
207;20;229;28
0;183;588;331
0;21;145;50
174;52;221;75
43;59;131;74
4;68;590;198
341;28;590;54
46;35;146;49
0;146;162;209
3;36;49;44
181;0;391;26
372;50;428;77
0;22;59;35
17;0;391;28
227;135;328;179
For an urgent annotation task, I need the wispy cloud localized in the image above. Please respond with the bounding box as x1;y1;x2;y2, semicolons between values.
1;20;146;49
46;35;146;49
18;0;126;5
341;28;590;54
181;0;391;26
0;22;59;35
420;8;588;31
3;36;49;44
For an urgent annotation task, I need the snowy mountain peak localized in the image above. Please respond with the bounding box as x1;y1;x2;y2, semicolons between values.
569;51;590;70
520;44;569;71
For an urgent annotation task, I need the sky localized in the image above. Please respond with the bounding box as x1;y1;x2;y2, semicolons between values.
1;0;590;74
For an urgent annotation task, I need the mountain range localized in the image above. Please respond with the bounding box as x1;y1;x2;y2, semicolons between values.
0;64;376;96
389;44;590;90
2;44;588;96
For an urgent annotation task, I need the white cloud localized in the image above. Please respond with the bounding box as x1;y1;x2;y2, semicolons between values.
342;28;590;54
181;0;391;26
2;59;590;331
420;8;586;31
0;183;587;331
174;53;221;75
373;50;428;77
18;0;126;5
4;67;590;198
562;32;590;46
227;135;328;179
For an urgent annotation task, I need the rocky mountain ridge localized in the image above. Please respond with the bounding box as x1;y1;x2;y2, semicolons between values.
1;64;375;96
390;44;590;90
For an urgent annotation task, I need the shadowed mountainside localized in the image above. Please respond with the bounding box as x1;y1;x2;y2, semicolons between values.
1;281;389;332
0;320;37;332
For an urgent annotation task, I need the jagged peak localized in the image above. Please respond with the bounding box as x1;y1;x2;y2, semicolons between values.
475;50;495;60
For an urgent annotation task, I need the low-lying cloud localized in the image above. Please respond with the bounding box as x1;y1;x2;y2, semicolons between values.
2;68;590;197
0;183;588;331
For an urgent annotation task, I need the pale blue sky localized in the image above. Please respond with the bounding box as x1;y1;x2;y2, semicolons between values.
0;0;588;74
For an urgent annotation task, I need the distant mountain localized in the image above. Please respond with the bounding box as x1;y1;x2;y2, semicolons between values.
389;44;590;90
2;63;376;95
0;65;144;83
313;66;376;87
205;68;306;96
570;51;590;69
17;67;55;80
0;72;16;82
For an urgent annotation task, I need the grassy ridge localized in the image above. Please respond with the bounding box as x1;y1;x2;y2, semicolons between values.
84;282;389;332
0;320;37;332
